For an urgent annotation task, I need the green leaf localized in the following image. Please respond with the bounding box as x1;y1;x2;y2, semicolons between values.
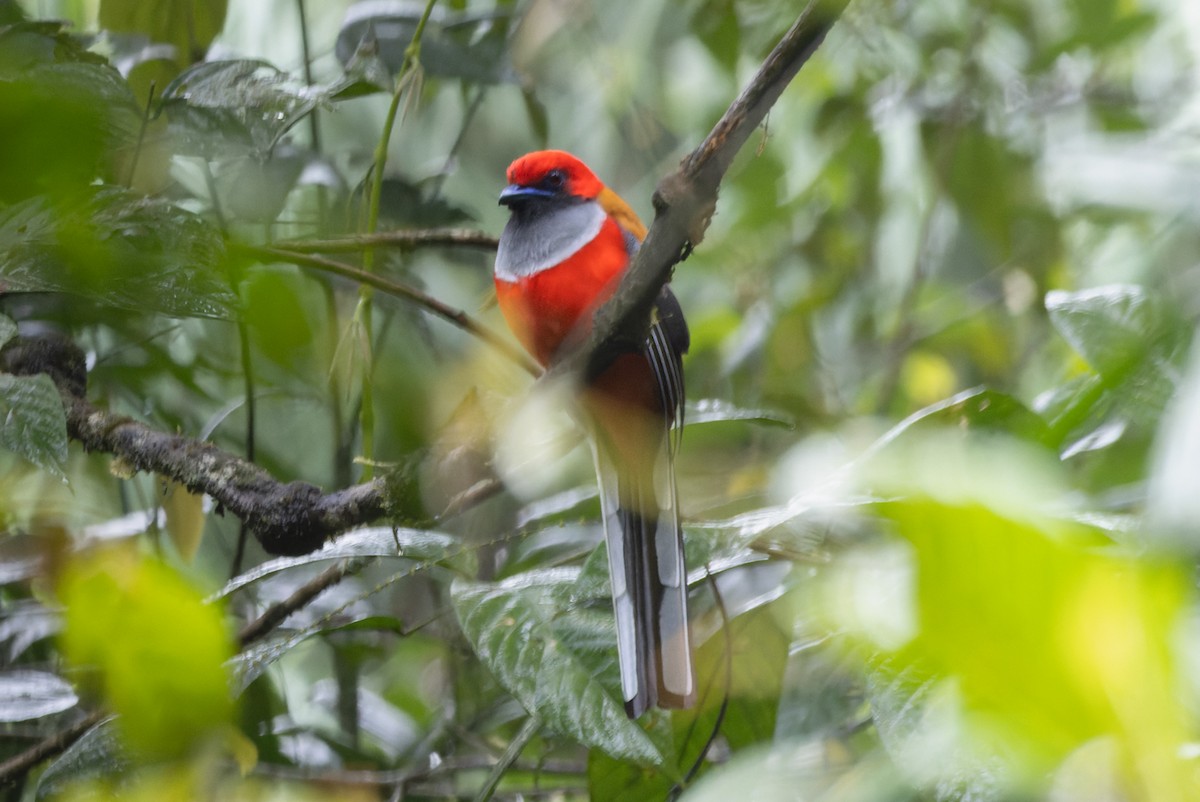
335;4;517;84
0;314;16;347
35;717;129;801
1041;286;1183;459
685;399;795;428
229;630;311;693
161;59;320;156
216;526;465;598
931;125;1026;258
0;26;139;203
327;28;394;100
452;569;664;765
60;548;236;759
521;88;549;147
590;602;793;799
0;670;78;721
99;0;228;66
861;434;1194;793
1045;285;1177;379
674;739;900;802
0;373;68;479
866;660;1008;801
1148;343;1200;549
0;188;236;319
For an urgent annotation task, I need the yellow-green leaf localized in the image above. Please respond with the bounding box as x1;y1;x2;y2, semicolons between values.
59;547;235;759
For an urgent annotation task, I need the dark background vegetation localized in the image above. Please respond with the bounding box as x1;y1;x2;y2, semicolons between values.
1;0;1198;800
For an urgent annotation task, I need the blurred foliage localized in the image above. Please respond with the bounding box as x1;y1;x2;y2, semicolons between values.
1;0;1199;800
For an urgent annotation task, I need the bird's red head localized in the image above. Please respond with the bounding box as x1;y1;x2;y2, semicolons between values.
504;150;604;200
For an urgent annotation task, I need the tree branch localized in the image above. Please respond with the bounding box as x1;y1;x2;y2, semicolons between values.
272;228;499;254
1;335;391;556
547;0;847;382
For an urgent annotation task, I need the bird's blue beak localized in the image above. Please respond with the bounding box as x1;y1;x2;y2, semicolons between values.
498;184;557;206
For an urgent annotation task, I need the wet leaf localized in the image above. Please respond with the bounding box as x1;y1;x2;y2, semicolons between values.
1045;285;1177;380
0;670;78;721
160;59;320;156
453;569;664;765
0;373;68;479
35;717;129;800
0;188;235;319
685;398;795;428
335;3;516;84
216;526;464;598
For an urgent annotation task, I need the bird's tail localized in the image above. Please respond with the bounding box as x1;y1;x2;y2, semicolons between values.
595;443;694;718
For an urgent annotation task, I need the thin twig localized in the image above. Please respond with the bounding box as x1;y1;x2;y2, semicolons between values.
233;242;539;375
274;229;498;254
237;558;370;647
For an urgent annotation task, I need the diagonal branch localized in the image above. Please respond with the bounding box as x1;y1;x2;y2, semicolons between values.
0;335;392;557
547;0;848;383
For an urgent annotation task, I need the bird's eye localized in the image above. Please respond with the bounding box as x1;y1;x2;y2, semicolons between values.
543;169;567;190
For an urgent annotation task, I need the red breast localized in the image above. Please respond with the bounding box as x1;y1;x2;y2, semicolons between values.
493;151;645;366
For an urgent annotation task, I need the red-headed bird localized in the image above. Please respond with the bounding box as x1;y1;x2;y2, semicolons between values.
494;150;694;718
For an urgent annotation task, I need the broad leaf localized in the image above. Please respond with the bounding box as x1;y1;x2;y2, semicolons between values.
335;3;517;84
452;569;663;765
864;434;1193;795
0;600;61;661
0;373;68;479
866;661;1008;802
684;398;795;428
675;739;899;802
0;670;78;721
160;59;320;156
590;602;793;800
0;188;235;318
0;25;139;203
1040;286;1183;460
1045;285;1177;380
216;526;465;598
60;548;235;759
229;630;311;692
35;718;129;801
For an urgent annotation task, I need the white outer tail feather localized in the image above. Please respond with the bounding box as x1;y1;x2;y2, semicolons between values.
592;437;694;718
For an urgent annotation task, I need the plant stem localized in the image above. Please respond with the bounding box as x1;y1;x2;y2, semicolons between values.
355;0;440;480
473;714;541;802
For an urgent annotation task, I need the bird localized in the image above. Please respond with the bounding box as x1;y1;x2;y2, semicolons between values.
493;150;694;718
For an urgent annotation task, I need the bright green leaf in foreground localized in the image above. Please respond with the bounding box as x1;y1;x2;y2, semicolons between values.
59;547;236;760
853;434;1196;799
